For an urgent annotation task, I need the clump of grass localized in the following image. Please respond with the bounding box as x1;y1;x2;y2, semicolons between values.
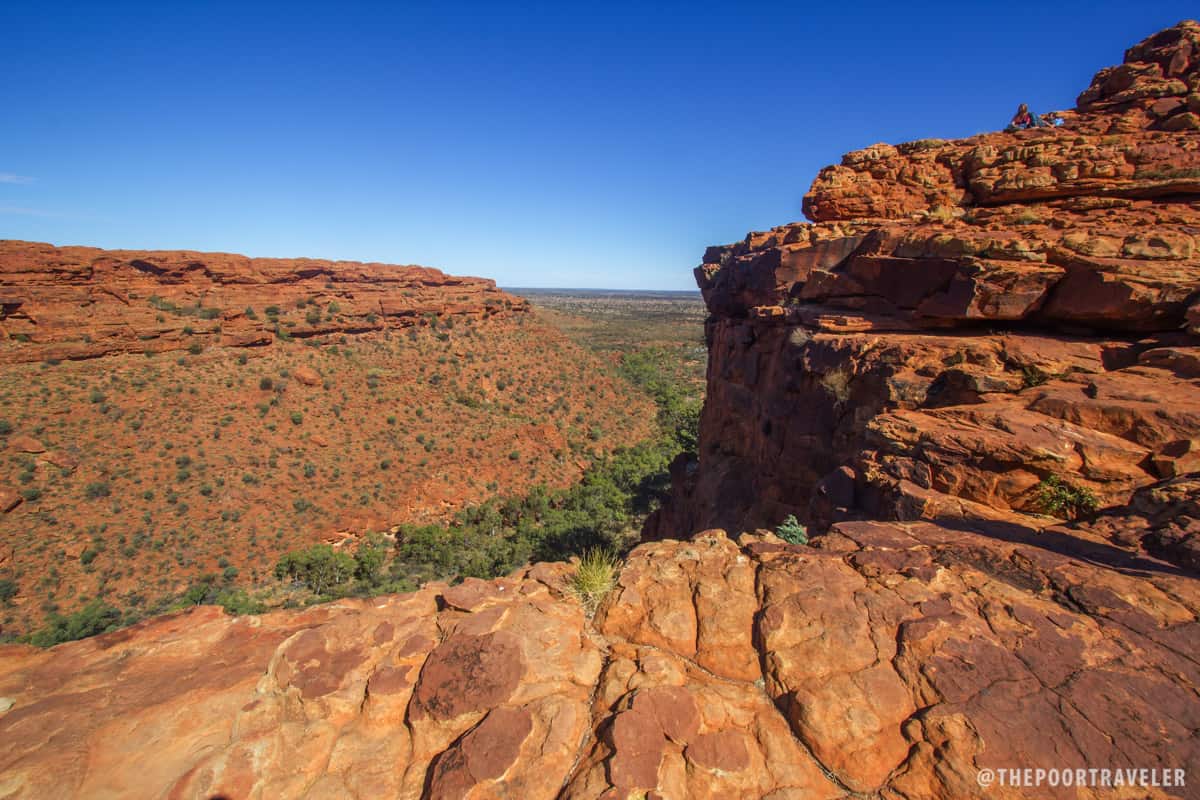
776;514;808;545
820;366;853;404
570;548;620;614
1021;365;1050;388
1035;475;1099;520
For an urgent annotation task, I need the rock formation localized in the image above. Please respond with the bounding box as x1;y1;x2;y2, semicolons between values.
0;241;525;364
1;20;1199;800
1;513;1197;798
651;20;1200;564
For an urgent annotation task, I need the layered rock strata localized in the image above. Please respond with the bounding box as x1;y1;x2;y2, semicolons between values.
650;21;1200;560
0;241;525;364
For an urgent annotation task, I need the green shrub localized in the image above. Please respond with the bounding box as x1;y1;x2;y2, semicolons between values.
0;578;18;604
275;544;355;595
259;377;273;391
354;535;387;585
28;599;122;647
1035;475;1099;520
0;419;12;436
84;482;111;500
775;514;808;545
1021;366;1049;388
215;588;263;615
290;411;303;425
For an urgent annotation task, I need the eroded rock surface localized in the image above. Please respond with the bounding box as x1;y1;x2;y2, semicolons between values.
1;523;1196;799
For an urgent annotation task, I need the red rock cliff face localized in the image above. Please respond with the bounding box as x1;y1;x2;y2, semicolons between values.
0;240;526;363
652;21;1200;566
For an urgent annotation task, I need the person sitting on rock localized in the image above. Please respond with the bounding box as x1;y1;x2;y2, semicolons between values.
1007;103;1034;131
1044;111;1065;127
1007;103;1048;131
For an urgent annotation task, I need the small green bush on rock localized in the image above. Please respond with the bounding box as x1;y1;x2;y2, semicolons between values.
776;514;808;545
1035;475;1099;520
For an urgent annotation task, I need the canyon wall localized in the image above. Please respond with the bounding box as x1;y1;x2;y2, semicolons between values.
650;21;1200;571
0;240;525;364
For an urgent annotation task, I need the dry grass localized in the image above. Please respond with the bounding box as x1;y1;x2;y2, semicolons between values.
570;548;621;614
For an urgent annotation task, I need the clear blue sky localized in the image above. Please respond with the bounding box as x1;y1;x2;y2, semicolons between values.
2;2;1195;289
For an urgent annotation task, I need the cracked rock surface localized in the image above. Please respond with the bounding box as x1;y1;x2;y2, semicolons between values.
1;521;1196;798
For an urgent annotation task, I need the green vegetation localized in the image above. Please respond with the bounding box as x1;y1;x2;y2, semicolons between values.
775;514;809;545
380;348;698;583
147;296;223;321
28;600;123;647
274;539;389;597
1021;365;1050;388
1035;475;1100;520
84;481;111;500
275;544;355;595
570;548;620;613
270;346;700;597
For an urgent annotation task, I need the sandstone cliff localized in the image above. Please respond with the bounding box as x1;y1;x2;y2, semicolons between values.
650;21;1200;571
1;21;1199;800
0;241;525;364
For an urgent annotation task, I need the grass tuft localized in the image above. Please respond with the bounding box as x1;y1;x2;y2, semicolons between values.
570;548;620;614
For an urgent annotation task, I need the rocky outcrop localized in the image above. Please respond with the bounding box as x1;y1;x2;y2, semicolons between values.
651;21;1200;563
1;516;1197;799
0;241;526;364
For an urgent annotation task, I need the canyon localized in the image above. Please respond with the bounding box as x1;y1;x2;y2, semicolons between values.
2;19;1200;800
0;243;653;637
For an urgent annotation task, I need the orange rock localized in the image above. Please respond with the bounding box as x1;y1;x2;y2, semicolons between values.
7;435;44;453
291;365;322;386
0;487;20;512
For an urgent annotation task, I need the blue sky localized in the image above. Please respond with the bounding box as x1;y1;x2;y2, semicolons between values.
2;2;1195;289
